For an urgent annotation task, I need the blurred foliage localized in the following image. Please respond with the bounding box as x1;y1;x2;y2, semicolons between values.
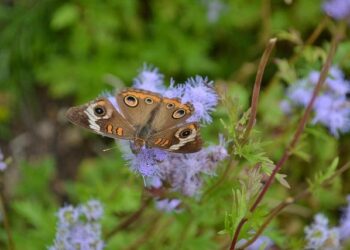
1;0;350;249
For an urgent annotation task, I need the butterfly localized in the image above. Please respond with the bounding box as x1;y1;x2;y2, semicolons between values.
66;88;202;153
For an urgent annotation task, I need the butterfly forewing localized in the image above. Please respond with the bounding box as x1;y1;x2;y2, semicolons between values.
66;98;135;140
116;88;161;130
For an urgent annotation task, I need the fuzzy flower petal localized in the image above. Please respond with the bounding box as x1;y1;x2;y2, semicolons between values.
155;199;181;213
80;200;104;221
149;136;228;197
119;141;168;177
57;205;80;227
181;76;219;123
50;200;104;250
133;64;165;94
304;214;341;250
283;66;350;137
313;96;350;136
323;0;350;22
164;76;218;124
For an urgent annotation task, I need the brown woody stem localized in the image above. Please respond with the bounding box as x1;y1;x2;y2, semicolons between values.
242;38;277;144
229;21;346;250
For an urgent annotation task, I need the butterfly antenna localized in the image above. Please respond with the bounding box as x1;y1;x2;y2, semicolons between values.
102;145;119;152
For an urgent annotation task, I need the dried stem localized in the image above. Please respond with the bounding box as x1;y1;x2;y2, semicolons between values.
105;196;152;240
229;22;346;250
0;192;15;250
122;215;163;250
242;38;277;144
305;17;328;46
239;161;350;249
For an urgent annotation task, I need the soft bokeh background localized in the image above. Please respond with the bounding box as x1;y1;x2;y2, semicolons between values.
1;0;350;249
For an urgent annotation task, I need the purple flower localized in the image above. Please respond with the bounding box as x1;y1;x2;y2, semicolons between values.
133;64;165;94
309;67;350;96
339;196;350;240
155;199;181;213
146;135;228;197
50;200;104;250
282;66;350;137
119;141;168;177
0;149;7;172
323;0;350;22
181;76;219;123
164;76;218;124
286;79;313;107
304;214;340;250
57;205;80;227
80;200;104;221
313;95;350;136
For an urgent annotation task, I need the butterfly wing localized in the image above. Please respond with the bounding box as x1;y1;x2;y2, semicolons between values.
147;123;202;153
149;97;194;133
66;97;136;139
116;88;162;131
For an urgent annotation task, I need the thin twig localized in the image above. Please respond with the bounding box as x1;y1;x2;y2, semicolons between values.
105;197;152;240
306;17;328;47
0;192;15;250
229;22;346;250
242;38;277;144
239;161;350;249
122;216;161;250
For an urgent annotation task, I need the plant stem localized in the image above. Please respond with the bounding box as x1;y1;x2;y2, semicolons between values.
0;192;15;250
239;161;350;249
229;22;346;250
242;38;277;144
105;196;152;240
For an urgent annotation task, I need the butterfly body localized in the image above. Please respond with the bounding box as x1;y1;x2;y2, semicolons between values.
66;88;202;153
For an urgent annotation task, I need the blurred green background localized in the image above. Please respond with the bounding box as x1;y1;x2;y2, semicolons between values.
2;0;350;249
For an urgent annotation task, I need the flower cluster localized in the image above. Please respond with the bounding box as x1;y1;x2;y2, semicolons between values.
323;0;350;23
49;200;104;250
147;135;228;197
304;196;350;249
281;66;350;137
116;65;227;209
304;214;340;250
0;148;7;171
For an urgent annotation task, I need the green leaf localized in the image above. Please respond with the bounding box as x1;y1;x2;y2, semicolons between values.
308;157;339;192
51;4;79;30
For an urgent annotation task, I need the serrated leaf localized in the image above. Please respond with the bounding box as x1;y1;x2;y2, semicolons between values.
308;157;339;191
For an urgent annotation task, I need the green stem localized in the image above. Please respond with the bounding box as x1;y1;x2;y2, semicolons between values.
0;192;15;250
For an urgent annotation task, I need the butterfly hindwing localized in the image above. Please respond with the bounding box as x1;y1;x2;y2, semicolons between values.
147;123;202;153
150;97;194;133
